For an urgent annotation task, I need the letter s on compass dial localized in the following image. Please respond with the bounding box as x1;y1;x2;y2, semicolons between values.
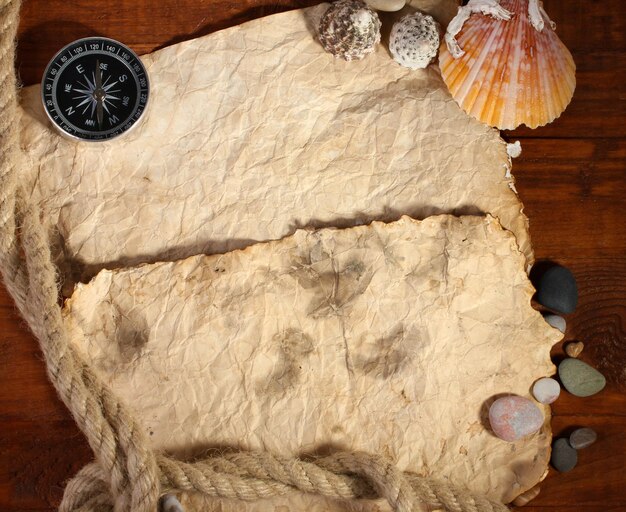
41;37;149;142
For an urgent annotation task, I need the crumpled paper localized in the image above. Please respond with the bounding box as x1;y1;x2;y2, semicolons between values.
18;2;531;287
63;215;561;510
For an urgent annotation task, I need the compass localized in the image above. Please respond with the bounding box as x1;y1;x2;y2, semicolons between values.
41;37;149;141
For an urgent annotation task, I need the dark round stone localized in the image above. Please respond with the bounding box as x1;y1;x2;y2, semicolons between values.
551;438;578;472
535;265;578;314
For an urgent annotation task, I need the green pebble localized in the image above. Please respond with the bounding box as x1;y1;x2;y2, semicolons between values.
558;358;606;397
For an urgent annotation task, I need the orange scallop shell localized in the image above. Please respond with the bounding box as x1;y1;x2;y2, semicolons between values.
439;0;576;130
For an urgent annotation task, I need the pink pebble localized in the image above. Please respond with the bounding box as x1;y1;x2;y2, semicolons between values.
489;396;544;442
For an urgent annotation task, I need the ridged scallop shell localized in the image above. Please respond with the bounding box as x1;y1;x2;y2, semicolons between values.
319;0;382;61
439;0;576;130
389;12;440;70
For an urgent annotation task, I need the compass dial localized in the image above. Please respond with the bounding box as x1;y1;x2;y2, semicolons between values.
41;37;149;141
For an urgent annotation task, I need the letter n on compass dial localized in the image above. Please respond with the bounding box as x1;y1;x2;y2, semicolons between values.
41;37;150;141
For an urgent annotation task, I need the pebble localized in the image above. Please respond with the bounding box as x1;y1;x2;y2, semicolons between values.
543;313;566;333
161;495;184;512
532;377;561;404
512;485;541;507
535;265;578;314
569;427;597;449
559;358;606;397
489;396;544;442
365;0;406;11
551;438;578;472
564;341;584;358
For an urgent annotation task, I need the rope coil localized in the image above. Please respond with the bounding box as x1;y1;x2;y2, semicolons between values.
0;2;508;510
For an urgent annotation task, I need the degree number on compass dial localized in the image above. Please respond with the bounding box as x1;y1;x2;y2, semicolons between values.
41;37;149;141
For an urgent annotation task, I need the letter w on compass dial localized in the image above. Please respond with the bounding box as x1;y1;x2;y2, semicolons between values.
73;60;121;129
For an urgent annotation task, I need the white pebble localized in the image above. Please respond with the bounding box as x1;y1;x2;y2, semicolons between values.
543;313;566;333
532;377;561;404
161;495;184;512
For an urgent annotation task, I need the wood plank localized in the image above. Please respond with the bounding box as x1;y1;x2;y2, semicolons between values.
0;419;90;510
510;138;626;255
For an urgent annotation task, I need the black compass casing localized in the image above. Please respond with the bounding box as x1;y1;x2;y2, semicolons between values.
41;37;149;141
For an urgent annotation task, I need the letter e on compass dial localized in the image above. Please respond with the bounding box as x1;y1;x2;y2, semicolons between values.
41;37;149;141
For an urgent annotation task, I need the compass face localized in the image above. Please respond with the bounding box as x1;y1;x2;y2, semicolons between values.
41;37;149;141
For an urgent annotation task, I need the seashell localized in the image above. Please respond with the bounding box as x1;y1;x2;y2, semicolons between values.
318;0;382;61
439;0;576;130
389;12;441;70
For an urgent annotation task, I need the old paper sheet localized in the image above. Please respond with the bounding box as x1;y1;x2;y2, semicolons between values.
64;215;562;510
19;2;531;286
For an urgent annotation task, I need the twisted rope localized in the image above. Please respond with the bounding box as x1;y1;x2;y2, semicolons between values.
0;2;508;511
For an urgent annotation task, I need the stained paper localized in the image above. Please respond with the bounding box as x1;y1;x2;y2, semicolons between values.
18;2;531;286
63;216;561;510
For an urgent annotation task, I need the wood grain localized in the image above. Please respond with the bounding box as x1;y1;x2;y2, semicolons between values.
2;0;625;510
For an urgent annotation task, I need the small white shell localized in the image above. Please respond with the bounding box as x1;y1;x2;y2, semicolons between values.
506;141;522;158
389;12;440;70
319;0;382;61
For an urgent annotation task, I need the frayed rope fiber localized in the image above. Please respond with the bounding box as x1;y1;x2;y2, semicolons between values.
0;2;508;510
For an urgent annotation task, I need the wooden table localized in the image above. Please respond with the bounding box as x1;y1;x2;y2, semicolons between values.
1;1;625;510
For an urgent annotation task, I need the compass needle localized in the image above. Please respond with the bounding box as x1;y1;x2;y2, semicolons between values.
95;59;104;128
42;37;149;140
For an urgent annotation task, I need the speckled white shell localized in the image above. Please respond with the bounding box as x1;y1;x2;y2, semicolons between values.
318;0;382;61
439;0;576;130
389;12;440;70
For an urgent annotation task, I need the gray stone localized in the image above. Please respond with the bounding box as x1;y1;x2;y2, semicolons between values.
543;313;566;333
559;358;606;397
551;438;577;472
535;265;578;314
569;427;597;449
